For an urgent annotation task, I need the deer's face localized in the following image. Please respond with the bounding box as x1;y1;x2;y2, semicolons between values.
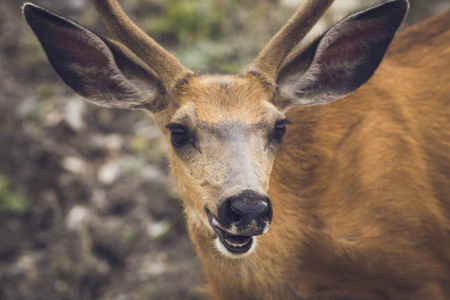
157;74;285;256
24;0;408;258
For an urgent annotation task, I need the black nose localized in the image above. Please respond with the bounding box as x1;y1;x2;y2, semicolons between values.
218;190;272;236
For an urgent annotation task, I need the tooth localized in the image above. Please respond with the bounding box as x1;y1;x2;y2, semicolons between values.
225;239;250;248
212;218;220;227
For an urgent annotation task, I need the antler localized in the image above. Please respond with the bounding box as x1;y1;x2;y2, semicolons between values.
250;0;335;83
91;0;192;91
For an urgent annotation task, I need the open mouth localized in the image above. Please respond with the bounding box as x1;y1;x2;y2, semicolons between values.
207;212;253;254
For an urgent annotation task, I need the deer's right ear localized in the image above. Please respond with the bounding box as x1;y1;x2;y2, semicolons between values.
23;3;164;111
274;0;408;111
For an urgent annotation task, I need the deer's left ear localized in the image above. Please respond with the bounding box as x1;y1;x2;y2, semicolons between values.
23;3;164;111
276;0;408;110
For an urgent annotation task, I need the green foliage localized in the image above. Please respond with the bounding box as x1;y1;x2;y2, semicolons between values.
142;0;237;43
15;28;48;74
131;136;148;154
37;84;58;102
0;175;30;216
123;230;138;247
50;256;75;277
134;0;261;72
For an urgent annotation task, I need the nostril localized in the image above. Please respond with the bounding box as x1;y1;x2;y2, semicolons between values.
262;209;272;223
228;204;243;222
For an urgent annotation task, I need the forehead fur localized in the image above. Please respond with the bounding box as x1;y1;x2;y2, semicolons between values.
172;74;279;125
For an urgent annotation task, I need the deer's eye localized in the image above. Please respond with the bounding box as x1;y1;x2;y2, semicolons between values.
167;124;190;147
272;119;290;141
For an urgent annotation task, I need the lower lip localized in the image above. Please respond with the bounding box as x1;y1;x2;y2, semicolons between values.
216;227;254;254
207;213;254;254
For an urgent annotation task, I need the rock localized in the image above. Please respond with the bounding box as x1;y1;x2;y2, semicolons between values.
91;134;124;152
61;156;87;175
66;205;91;231
64;97;86;132
5;252;43;281
98;160;120;185
147;220;171;240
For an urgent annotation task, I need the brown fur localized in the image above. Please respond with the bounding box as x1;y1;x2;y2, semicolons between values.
192;11;450;299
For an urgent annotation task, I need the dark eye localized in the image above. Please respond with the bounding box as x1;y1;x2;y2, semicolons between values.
167;124;190;147
273;120;290;141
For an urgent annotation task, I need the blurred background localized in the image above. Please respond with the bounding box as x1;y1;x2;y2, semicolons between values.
0;0;448;299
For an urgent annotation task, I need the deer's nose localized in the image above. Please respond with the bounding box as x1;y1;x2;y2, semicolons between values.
218;190;272;236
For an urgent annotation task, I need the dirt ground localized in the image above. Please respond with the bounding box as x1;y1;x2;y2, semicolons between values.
0;0;448;299
0;1;206;299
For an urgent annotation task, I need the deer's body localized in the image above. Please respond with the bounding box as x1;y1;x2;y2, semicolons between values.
23;1;450;299
189;11;450;300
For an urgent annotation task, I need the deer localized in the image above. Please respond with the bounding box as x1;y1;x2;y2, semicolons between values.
23;0;450;299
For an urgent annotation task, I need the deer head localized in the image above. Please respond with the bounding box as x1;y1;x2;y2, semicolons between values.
23;0;407;257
